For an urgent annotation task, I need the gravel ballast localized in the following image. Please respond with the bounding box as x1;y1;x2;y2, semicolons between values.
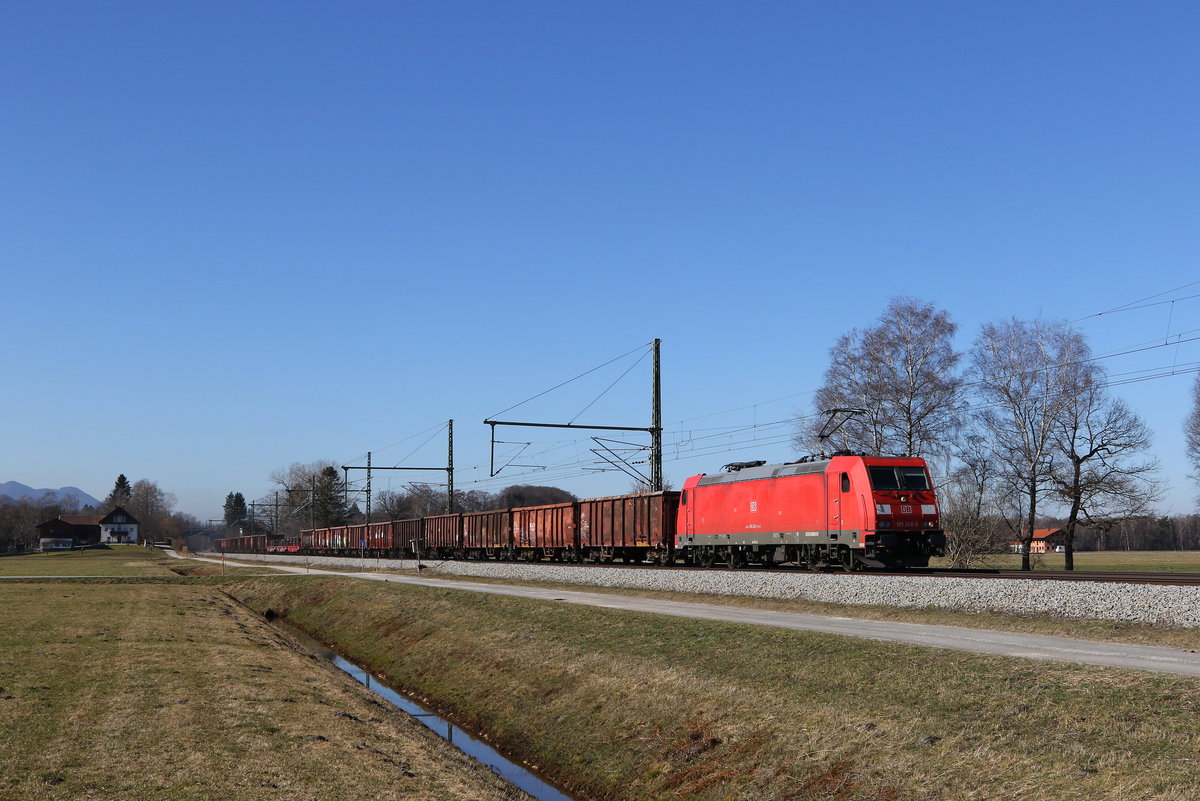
212;553;1200;629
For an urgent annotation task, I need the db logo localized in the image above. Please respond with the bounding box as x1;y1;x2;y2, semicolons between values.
900;505;912;515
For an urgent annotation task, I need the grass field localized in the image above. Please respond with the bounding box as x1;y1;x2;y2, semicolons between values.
227;574;1200;801
0;545;181;576
931;550;1200;572
0;545;290;578
0;561;529;800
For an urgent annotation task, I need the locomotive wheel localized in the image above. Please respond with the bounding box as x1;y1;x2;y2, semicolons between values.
699;549;715;568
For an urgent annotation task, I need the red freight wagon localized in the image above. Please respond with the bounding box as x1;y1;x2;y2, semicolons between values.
393;518;423;557
307;528;326;552
462;509;511;557
423;514;462;558
511;502;577;559
326;525;350;551
366;521;393;551
579;491;680;564
320;525;351;553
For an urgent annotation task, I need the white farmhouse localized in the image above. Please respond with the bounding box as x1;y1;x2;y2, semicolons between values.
99;506;140;544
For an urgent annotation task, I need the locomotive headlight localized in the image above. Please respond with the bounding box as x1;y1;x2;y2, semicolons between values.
875;504;891;514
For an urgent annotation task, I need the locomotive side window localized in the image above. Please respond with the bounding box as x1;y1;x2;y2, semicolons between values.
681;490;688;506
841;473;850;492
868;466;900;490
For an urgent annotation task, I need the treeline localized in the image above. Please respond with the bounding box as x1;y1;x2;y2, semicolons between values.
0;495;82;553
232;460;578;537
1069;514;1200;552
799;296;1195;569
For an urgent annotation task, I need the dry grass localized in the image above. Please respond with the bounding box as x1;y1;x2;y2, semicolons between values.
227;576;1200;801
360;569;1200;651
0;580;531;801
0;545;178;576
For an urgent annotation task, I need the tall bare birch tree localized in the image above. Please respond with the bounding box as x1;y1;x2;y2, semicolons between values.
800;297;964;457
972;318;1089;570
1187;376;1200;499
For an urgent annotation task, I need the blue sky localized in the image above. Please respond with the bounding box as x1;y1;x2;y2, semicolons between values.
3;1;1197;520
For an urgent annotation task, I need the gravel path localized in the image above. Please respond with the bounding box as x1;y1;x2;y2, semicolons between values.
191;551;1200;676
208;553;1200;629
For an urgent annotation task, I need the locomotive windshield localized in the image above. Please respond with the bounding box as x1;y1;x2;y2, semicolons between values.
868;465;931;491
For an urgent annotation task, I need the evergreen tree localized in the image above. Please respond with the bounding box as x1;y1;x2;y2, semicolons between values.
105;474;133;507
312;466;348;527
223;492;247;527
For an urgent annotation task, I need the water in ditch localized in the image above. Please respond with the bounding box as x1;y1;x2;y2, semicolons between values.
279;624;577;801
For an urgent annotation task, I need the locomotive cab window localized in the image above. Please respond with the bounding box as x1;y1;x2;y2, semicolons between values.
840;473;850;492
869;466;931;491
898;466;930;490
868;466;900;490
681;490;688;506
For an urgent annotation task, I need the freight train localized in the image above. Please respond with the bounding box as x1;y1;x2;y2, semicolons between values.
217;454;945;570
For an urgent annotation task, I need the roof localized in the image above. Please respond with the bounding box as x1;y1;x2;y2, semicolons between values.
1008;528;1066;545
99;506;140;525
35;514;102;529
59;514;104;526
1030;528;1065;540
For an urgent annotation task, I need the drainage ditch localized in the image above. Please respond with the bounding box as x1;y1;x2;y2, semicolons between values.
274;621;578;801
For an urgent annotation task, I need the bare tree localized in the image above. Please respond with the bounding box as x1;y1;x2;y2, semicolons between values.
972;318;1088;570
270;460;344;531
373;490;413;521
1051;366;1160;569
799;297;964;457
1186;375;1200;499
940;433;1006;567
126;479;177;540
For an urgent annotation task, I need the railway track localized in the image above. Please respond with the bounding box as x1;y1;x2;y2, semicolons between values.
904;568;1200;586
483;560;1200;586
237;550;1200;586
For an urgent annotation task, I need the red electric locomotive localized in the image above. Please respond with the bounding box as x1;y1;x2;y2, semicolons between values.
678;454;944;569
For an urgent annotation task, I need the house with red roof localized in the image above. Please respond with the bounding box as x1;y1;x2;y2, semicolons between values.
1009;528;1066;554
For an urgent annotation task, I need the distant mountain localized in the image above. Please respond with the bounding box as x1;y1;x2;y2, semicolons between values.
0;481;102;509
